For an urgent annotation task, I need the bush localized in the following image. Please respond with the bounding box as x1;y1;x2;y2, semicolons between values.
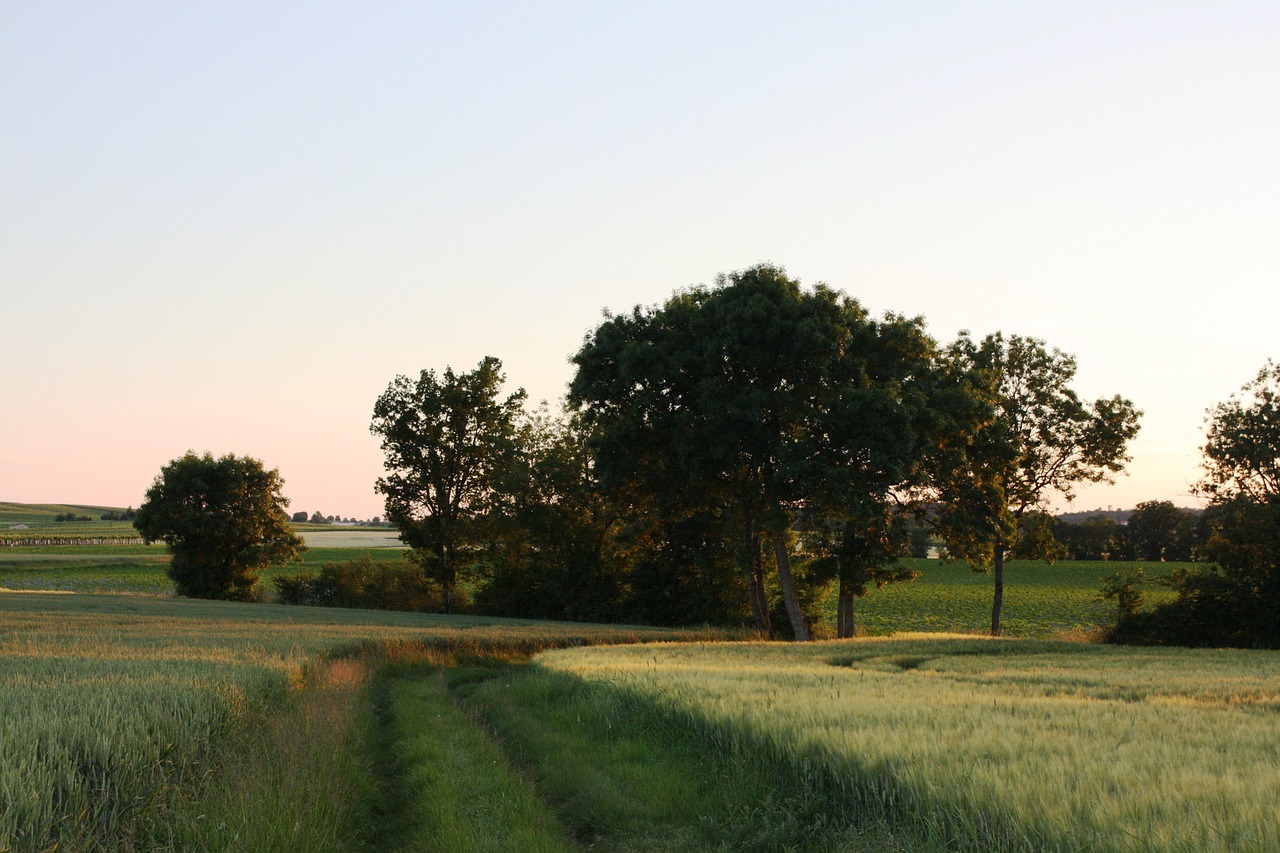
272;555;440;612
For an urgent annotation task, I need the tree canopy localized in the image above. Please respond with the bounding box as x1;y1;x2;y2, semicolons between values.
133;451;303;600
930;332;1141;636
570;263;940;640
371;356;526;613
1113;361;1280;647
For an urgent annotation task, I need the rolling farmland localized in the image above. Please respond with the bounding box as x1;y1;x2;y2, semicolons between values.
1;526;1272;851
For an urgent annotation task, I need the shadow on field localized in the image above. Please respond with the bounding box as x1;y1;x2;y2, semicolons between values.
436;656;1015;853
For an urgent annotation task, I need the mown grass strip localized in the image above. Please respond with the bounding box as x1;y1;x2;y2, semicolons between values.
369;664;573;852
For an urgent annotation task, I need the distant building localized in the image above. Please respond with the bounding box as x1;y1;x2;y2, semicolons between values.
9;524;29;530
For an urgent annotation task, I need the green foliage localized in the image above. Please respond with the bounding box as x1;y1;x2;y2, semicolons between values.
570;264;939;641
476;405;627;623
273;554;440;612
1097;566;1147;624
133;451;303;600
1125;500;1199;561
1009;511;1066;561
1199;360;1280;501
1118;498;1280;647
929;332;1141;635
619;509;754;628
1053;513;1129;560
371;356;527;613
1115;362;1280;648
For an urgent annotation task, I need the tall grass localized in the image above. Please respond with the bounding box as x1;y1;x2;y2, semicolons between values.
151;655;379;852
0;592;715;851
540;637;1280;851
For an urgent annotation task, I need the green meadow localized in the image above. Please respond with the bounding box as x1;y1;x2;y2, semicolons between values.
813;558;1183;639
1;542;1180;638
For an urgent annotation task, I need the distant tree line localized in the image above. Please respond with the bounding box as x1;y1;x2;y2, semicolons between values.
54;508;137;522
1012;501;1202;563
289;510;385;525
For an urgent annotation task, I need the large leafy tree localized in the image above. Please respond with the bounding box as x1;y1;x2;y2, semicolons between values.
370;356;526;613
932;332;1141;636
799;312;940;638
570;264;935;640
1111;362;1280;647
1199;361;1280;502
1185;361;1280;644
134;451;303;600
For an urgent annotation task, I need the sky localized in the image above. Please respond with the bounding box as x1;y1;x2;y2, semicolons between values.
3;2;1278;520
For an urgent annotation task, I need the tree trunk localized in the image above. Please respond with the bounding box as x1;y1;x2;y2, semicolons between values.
836;573;856;639
773;535;810;641
990;542;1004;637
744;520;772;638
441;544;454;615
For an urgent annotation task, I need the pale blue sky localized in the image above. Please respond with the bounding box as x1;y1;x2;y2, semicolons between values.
3;2;1277;518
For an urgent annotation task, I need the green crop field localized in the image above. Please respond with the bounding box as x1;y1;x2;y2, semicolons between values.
0;542;1261;851
0;542;1179;638
0;501;127;524
5;588;1276;851
0;592;712;851
539;637;1280;851
0;538;409;596
813;558;1184;639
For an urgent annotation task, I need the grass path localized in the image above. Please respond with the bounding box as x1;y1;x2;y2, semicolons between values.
366;666;573;852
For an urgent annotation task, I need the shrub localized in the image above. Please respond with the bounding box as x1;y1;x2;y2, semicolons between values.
272;555;440;612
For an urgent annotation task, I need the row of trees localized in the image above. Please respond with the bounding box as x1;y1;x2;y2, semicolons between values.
370;265;1141;638
289;511;383;525
132;266;1276;647
1016;501;1201;562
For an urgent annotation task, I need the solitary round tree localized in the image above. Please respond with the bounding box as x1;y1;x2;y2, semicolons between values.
134;451;303;600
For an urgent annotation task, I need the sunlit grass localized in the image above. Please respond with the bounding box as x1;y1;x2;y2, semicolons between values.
540;637;1280;851
0;593;712;850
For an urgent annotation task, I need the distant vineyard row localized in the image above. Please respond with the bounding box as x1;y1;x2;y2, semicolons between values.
0;534;144;547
